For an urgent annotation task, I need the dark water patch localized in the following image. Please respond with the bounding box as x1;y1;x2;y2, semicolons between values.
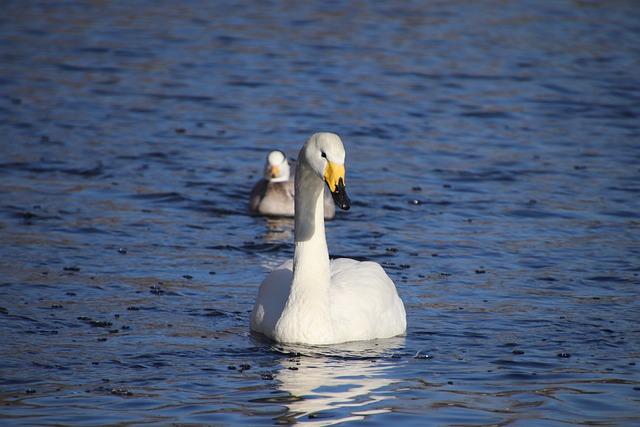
357;90;390;101
0;161;105;178
381;204;406;212
24;328;61;336
227;80;267;88
536;277;559;282
607;186;640;194
0;72;18;86
207;241;290;255
190;203;243;217
308;42;348;52
186;198;254;218
433;169;517;183
7;209;63;224
184;180;215;189
51;158;109;177
129;106;158;114
113;49;156;59
287;110;327;120
392;71;532;83
348;126;395;140
186;308;236;318
57;63;122;74
540;83;580;95
60;226;112;235
117;151;180;161
10;121;34;129
128;354;172;369
586;275;636;284
506;209;576;219
584;109;639;121
31;361;72;371
214;34;243;44
91;88;217;104
490;358;555;370
491;371;540;381
600;210;640;219
460;110;515;119
128;192;189;204
75;46;111;54
1;311;52;330
530;98;637;117
185;224;209;231
182;133;233;142
454;73;532;82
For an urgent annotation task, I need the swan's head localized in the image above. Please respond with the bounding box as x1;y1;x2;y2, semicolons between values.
263;150;290;183
301;132;351;211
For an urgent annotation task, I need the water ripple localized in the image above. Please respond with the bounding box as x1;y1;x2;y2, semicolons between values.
1;0;639;425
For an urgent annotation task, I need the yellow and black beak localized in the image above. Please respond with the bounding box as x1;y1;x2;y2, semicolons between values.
269;165;280;179
324;161;351;211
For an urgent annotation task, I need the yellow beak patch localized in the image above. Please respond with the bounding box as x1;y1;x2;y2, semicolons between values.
270;165;280;178
324;161;346;193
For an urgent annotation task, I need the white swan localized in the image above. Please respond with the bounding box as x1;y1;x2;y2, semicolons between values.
250;132;406;345
249;150;336;219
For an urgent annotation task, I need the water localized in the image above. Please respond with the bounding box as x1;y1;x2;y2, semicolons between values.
1;0;639;425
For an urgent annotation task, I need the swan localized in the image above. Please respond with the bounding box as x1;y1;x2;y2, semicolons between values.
249;150;336;219
250;132;406;345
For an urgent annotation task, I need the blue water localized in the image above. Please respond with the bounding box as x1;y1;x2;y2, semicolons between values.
1;1;639;425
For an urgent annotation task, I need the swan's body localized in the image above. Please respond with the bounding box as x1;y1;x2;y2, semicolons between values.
249;150;335;219
250;133;406;345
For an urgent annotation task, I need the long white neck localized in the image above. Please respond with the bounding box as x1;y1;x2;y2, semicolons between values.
293;160;329;264
274;158;333;343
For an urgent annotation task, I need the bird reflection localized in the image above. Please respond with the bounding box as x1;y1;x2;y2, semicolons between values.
256;337;405;425
262;217;294;244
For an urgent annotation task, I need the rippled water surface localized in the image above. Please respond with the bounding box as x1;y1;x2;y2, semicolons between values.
1;1;640;425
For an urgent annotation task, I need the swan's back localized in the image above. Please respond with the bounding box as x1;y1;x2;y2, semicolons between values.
329;258;406;342
250;257;406;343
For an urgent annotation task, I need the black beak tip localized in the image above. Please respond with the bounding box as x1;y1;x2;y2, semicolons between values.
337;196;350;211
331;178;351;211
332;192;350;210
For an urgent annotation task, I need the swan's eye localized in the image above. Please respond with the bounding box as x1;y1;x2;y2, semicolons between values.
321;152;327;158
